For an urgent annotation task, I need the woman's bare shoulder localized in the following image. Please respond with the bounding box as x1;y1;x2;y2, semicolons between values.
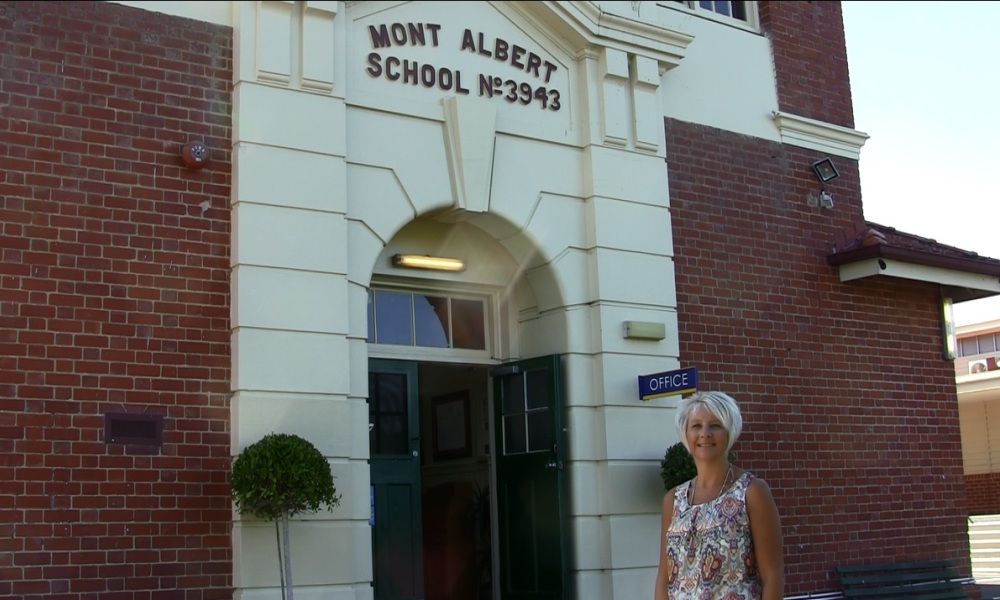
746;475;774;494
745;475;778;508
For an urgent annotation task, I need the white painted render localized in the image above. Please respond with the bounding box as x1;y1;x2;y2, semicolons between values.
107;2;868;599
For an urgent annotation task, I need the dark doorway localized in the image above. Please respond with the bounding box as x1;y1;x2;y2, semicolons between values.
369;357;568;600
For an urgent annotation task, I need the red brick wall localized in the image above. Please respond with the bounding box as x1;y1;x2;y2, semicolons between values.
667;2;971;593
966;473;1000;515
666;118;971;593
0;2;233;599
759;0;856;128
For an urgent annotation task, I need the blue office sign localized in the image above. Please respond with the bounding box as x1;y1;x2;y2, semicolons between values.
638;367;698;401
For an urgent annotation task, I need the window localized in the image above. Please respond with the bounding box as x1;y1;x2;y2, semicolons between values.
697;0;746;20
368;371;408;455
367;288;487;351
670;0;756;26
499;368;552;456
957;332;1000;357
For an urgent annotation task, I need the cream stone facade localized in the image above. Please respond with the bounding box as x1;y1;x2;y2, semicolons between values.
110;2;869;598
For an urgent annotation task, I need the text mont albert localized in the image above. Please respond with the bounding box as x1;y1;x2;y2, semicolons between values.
365;22;563;111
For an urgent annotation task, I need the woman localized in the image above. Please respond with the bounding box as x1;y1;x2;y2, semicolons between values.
654;391;784;600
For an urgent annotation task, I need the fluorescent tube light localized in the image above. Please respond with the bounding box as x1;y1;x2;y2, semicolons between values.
392;254;466;272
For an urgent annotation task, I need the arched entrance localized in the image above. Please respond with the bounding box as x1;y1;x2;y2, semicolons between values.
366;217;570;600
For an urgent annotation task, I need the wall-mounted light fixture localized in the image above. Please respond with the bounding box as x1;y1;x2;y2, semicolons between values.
941;295;957;360
810;157;839;209
622;320;666;341
811;157;840;184
392;254;466;272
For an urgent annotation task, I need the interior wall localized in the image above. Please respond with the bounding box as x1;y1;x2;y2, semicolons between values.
418;363;492;600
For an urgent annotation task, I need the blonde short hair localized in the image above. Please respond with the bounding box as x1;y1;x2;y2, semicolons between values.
674;391;743;453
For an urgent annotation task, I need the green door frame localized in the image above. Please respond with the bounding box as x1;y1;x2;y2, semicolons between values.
369;359;424;600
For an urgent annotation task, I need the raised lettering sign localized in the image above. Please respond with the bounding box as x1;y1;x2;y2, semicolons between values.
365;22;562;111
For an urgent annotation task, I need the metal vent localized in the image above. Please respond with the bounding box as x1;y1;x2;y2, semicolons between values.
104;412;164;447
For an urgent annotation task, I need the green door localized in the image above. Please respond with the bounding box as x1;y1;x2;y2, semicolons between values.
493;355;568;600
369;359;424;600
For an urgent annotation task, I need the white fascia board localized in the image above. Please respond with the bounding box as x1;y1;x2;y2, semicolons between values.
956;375;1000;405
838;258;1000;293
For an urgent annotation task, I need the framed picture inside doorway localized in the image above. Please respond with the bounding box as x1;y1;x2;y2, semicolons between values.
432;391;471;461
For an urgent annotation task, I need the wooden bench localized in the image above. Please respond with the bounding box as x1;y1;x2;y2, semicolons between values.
836;560;969;600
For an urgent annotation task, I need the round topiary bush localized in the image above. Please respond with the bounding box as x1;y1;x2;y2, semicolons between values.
231;432;340;520
231;432;340;599
660;441;696;491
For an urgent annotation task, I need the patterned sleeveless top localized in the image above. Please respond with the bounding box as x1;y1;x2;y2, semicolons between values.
665;471;761;600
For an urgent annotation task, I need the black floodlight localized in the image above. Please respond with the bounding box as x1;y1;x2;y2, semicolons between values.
811;157;840;184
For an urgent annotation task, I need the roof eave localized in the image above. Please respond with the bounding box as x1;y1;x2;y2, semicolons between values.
827;245;1000;302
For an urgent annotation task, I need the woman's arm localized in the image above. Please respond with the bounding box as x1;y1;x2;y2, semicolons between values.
654;488;676;600
747;478;784;600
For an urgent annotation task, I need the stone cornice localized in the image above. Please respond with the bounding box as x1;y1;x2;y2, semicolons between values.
509;1;694;70
772;111;870;160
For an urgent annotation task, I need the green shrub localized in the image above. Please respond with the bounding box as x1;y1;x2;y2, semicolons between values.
231;432;340;520
660;442;696;491
659;442;737;490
